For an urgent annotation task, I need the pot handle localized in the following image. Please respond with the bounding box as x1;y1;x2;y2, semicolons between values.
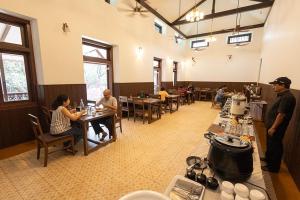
204;132;214;143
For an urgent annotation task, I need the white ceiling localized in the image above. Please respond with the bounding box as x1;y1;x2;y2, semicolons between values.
117;0;272;38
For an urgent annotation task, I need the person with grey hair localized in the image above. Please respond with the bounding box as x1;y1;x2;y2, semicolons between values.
91;89;117;141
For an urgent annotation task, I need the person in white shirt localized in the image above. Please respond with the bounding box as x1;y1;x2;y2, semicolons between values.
92;89;117;141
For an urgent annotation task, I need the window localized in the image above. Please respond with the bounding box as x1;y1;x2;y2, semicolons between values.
154;22;162;34
227;33;252;44
173;62;178;87
82;38;113;101
191;40;209;48
0;13;36;104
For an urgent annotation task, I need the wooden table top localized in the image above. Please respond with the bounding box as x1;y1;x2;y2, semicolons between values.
166;94;180;98
78;110;116;122
128;97;161;104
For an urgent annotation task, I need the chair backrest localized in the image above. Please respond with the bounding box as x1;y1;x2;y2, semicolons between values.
119;96;129;107
41;106;52;129
132;98;145;110
119;96;128;102
28;114;45;139
117;102;123;119
87;100;96;106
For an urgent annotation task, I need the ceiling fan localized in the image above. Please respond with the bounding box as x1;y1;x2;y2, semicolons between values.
118;0;149;17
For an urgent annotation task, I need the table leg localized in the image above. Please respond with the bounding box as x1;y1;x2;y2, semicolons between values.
169;99;173;113
111;115;116;142
82;122;88;156
176;97;179;110
148;103;152;124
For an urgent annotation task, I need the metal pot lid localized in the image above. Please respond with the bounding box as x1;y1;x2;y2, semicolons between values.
214;135;249;148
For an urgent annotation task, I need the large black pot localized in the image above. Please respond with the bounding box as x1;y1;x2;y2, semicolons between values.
206;133;253;182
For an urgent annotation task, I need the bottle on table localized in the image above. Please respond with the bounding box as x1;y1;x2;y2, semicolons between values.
80;99;85;111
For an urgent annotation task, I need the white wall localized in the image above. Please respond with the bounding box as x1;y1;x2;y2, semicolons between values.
0;0;188;84
182;28;264;82
260;0;300;89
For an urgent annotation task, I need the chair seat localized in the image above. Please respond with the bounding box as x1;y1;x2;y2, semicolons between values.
38;133;72;143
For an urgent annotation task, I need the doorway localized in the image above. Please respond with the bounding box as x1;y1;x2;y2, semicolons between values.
153;57;162;94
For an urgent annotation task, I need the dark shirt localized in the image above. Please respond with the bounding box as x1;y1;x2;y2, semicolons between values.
265;90;296;135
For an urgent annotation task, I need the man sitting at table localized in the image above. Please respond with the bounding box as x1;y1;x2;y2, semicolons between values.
92;89;117;141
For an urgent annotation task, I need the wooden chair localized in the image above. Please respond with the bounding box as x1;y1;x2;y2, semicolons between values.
179;92;187;105
132;98;147;124
119;96;131;120
150;94;162;116
199;90;208;101
115;102;123;133
28;114;75;167
41;106;52;132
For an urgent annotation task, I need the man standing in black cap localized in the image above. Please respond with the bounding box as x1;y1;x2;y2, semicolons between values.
261;77;296;172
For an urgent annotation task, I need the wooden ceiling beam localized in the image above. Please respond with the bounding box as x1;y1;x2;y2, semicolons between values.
249;0;273;2
136;0;187;38
186;23;264;39
172;0;208;24
172;1;274;26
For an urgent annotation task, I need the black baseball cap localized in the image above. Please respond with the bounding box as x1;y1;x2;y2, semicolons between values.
269;77;291;86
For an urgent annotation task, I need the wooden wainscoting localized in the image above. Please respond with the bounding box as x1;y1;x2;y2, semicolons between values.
113;82;154;99
186;81;256;92
38;84;87;108
260;83;300;190
0;104;39;149
161;82;174;89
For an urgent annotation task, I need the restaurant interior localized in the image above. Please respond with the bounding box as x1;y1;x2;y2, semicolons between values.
0;0;299;199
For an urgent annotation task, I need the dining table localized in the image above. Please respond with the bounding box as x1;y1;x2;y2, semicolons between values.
78;109;116;156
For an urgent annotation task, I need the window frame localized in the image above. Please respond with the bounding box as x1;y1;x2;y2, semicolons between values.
153;57;162;93
82;38;114;94
0;13;37;108
191;39;209;48
154;22;163;34
173;61;178;87
227;33;252;44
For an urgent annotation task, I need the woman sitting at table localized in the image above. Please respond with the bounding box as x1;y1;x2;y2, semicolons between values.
215;85;227;107
50;94;84;149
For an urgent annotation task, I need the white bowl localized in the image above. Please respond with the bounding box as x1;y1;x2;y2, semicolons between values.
119;190;170;200
250;189;266;200
234;183;249;198
222;181;234;194
221;191;234;200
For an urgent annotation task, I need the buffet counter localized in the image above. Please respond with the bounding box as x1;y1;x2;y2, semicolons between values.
165;114;277;200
